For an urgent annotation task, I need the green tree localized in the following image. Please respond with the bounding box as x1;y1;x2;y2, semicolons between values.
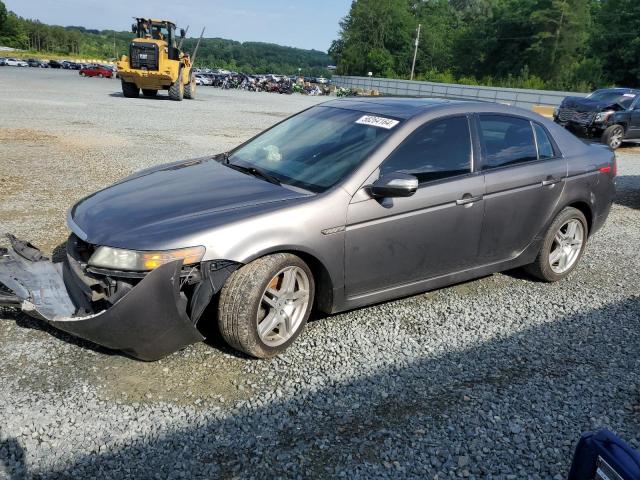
592;0;640;87
527;0;592;87
332;0;415;77
0;0;7;31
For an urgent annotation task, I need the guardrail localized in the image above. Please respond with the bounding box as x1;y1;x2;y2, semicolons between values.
332;75;587;109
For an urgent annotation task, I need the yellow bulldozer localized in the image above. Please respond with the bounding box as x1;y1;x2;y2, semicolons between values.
117;18;204;101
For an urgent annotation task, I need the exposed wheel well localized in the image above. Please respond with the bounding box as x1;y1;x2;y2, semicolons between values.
567;201;593;235
246;250;334;313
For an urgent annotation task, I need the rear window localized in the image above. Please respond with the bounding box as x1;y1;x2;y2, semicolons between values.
533;123;556;159
479;115;538;169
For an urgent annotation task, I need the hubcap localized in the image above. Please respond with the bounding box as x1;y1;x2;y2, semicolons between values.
610;128;623;149
257;266;310;347
549;219;584;274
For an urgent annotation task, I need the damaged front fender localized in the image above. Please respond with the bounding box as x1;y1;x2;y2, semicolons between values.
0;238;205;361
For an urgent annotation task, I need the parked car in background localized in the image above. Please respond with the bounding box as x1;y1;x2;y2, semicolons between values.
195;74;213;86
48;60;62;69
0;57;7;66
0;99;615;361
316;77;328;84
27;59;42;67
5;58;28;67
554;88;640;149
79;64;113;78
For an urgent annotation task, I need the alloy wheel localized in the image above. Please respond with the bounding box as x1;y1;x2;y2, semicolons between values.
549;219;584;274
609;126;624;149
257;266;310;347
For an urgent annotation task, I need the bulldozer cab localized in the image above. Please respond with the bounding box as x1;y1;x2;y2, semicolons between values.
132;18;181;49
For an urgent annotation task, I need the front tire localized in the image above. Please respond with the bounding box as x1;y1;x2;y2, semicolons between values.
184;73;196;99
218;253;315;358
602;124;624;150
168;73;184;101
121;80;139;98
525;207;588;282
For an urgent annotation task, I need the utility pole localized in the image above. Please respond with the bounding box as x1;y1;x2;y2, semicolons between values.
410;23;421;81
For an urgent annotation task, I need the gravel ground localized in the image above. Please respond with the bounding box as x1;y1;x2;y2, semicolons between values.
0;67;639;479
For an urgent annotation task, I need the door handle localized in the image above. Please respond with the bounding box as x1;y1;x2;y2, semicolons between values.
542;177;561;187
456;195;483;206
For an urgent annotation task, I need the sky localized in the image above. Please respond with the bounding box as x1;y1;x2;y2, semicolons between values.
4;0;352;52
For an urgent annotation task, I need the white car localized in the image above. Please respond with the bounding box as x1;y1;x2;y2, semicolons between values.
195;74;213;86
5;58;28;67
316;77;328;84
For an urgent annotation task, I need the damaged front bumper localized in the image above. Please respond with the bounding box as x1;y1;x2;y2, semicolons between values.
0;235;236;361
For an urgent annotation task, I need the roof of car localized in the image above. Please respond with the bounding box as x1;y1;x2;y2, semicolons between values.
597;87;640;94
322;97;466;119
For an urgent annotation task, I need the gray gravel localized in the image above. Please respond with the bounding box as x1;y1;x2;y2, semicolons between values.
0;67;639;479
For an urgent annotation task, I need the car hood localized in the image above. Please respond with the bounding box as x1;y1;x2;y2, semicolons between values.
561;96;625;113
70;157;311;249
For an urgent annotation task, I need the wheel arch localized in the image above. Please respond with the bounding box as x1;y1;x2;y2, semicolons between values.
565;200;593;235
241;247;336;313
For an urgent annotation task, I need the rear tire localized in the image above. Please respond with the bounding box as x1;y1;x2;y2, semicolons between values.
218;253;315;358
184;73;196;100
602;124;624;150
121;80;139;98
525;207;588;282
142;89;158;97
168;73;184;101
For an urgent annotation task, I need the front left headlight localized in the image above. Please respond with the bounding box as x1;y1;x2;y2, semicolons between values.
594;110;615;123
88;245;205;271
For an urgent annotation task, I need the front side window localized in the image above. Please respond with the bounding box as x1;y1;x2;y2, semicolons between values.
380;116;472;183
228;107;399;192
479;115;538;169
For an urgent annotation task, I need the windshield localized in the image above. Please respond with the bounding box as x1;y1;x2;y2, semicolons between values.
588;90;637;108
227;106;400;193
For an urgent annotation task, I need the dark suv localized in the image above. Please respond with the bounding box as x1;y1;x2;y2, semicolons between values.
554;88;640;149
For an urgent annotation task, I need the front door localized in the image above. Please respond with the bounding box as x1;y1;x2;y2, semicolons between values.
345;115;485;297
627;100;640;139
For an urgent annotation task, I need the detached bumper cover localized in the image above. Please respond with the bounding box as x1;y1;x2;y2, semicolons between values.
0;238;204;361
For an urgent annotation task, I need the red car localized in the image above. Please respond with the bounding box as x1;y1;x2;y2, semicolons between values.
79;65;113;78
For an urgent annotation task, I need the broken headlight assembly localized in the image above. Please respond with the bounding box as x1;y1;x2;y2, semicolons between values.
594;111;615;123
88;245;205;272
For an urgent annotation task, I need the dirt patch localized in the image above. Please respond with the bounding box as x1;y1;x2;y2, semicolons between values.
91;346;255;406
0;128;57;143
0;175;29;200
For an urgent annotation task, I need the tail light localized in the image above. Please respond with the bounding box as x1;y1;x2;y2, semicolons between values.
599;156;616;177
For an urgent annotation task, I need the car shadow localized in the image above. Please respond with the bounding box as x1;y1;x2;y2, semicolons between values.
10;295;637;478
0;435;26;480
615;174;640;210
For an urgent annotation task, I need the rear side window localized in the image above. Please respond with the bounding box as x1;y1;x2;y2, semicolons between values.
381;116;471;183
533;123;556;159
479;115;537;169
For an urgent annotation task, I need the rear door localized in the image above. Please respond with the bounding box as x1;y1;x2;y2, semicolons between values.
475;114;567;264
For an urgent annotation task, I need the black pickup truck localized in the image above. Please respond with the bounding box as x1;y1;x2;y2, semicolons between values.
554;88;640;149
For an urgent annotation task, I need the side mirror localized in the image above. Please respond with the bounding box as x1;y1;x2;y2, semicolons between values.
368;172;418;198
180;29;186;38
131;24;137;34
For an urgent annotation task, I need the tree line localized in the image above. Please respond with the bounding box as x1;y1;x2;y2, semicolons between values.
329;0;640;91
0;1;331;76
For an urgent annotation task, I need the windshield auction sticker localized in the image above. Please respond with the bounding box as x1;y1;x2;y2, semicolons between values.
356;115;400;129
